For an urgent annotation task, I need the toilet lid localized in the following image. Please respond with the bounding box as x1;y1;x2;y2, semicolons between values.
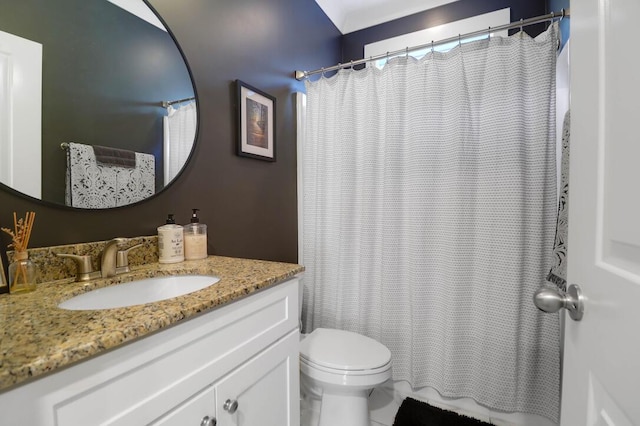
300;328;391;371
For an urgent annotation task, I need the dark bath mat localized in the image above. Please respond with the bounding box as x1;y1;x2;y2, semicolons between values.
393;397;492;426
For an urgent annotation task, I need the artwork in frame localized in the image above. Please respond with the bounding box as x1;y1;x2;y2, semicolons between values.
236;80;276;161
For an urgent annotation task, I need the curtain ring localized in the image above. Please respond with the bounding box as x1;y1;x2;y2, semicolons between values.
560;8;565;20
488;26;491;41
321;67;325;78
350;60;354;69
431;40;434;54
458;34;461;47
405;47;409;58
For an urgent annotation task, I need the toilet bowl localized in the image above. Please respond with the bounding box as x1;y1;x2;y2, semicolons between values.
299;328;392;426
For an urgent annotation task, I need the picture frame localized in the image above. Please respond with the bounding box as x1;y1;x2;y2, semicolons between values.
236;80;276;161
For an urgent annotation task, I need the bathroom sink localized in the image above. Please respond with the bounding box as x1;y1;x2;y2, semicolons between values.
58;275;220;310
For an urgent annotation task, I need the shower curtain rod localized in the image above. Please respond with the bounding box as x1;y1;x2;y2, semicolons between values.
161;96;195;108
294;8;569;81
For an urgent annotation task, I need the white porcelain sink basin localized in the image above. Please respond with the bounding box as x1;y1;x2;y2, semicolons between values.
58;275;220;310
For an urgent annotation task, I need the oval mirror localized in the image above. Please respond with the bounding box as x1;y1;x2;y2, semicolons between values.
0;0;197;209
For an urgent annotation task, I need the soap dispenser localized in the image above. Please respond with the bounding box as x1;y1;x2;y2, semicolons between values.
158;214;184;264
183;208;208;260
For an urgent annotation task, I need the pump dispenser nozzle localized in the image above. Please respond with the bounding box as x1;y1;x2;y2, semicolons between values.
190;209;200;223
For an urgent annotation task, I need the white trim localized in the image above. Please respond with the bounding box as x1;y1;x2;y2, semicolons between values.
296;92;306;265
315;0;460;34
365;8;511;63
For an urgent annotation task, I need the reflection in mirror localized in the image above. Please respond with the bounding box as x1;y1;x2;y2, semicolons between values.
0;0;196;209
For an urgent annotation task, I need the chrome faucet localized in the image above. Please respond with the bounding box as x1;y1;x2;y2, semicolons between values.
101;238;125;278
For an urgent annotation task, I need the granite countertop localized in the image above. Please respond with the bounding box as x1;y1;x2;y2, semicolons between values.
0;256;304;392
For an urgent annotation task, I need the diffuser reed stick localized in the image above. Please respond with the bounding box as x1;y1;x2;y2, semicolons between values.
1;211;37;293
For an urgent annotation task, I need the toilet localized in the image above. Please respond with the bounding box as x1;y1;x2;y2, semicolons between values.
299;328;392;426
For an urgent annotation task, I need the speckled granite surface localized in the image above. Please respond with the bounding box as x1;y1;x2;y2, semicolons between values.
0;255;304;392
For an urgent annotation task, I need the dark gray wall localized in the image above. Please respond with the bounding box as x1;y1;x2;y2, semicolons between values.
0;0;194;203
0;0;341;264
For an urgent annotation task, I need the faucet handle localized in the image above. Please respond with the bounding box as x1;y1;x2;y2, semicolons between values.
116;243;143;273
56;253;98;282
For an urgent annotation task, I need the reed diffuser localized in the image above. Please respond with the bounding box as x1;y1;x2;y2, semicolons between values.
1;211;37;294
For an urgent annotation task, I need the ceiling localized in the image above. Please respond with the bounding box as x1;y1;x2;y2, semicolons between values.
110;0;459;35
315;0;460;34
107;0;166;31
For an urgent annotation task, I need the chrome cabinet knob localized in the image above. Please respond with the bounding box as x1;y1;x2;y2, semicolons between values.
534;284;584;321
223;399;239;414
200;415;216;426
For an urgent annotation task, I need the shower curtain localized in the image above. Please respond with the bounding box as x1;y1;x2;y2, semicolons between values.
301;24;561;422
163;101;197;184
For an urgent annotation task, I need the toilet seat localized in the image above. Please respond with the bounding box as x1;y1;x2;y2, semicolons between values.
300;328;392;374
300;356;391;376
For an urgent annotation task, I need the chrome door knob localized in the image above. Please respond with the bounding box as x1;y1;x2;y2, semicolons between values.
223;399;239;414
200;415;216;426
534;284;584;321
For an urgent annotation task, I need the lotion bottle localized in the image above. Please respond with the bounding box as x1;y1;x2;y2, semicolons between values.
183;209;208;260
158;214;184;263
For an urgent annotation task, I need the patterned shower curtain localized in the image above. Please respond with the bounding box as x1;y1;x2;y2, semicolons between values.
301;24;561;422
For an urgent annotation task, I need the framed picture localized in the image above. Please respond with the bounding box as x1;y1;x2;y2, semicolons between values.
236;80;276;161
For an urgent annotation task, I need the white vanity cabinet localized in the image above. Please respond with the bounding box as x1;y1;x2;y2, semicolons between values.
153;330;298;426
0;278;300;426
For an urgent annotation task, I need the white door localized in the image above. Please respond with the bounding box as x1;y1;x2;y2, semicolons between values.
0;30;42;199
215;330;299;426
561;0;640;424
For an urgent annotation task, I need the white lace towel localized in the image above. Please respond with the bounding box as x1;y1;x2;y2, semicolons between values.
65;142;155;208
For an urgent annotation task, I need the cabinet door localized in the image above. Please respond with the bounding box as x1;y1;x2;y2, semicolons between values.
151;384;216;426
215;330;300;426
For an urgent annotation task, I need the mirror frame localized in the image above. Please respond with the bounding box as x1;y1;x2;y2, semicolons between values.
0;0;199;211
